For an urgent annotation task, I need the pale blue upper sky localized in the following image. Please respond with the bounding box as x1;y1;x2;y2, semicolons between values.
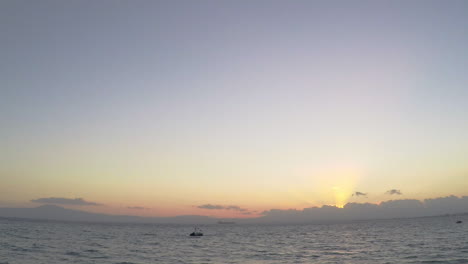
1;0;468;214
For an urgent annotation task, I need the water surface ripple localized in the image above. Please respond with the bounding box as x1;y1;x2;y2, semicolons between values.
1;215;467;263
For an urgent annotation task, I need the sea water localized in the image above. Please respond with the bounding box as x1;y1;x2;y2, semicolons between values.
1;215;467;264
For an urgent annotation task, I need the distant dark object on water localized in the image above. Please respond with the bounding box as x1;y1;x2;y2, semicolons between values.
189;227;203;236
456;220;462;224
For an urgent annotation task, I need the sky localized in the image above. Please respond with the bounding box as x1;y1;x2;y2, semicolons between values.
1;0;468;218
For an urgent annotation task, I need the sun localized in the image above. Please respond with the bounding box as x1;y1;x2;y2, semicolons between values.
317;164;363;208
332;186;352;208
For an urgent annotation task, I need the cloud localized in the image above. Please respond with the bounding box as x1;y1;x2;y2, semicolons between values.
226;205;247;212
31;197;101;206
380;199;423;209
352;191;367;197
197;204;250;213
386;189;402;195
255;196;468;224
127;206;148;210
197;204;225;210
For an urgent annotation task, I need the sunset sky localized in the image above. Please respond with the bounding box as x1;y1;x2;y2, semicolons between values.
1;0;468;218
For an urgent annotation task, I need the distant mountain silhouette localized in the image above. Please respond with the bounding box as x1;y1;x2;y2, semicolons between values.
0;205;216;224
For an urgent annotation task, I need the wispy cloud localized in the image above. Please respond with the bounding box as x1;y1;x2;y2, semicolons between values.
386;189;402;195
127;206;148;210
197;204;225;210
197;204;250;213
226;205;248;212
352;191;367;197
31;197;102;206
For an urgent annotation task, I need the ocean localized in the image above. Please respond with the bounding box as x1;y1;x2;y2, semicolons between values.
1;215;467;264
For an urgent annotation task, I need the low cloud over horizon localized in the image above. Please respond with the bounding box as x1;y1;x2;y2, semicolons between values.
31;197;102;206
258;195;468;223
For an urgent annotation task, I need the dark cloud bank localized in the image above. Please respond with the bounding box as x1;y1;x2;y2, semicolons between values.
255;195;468;224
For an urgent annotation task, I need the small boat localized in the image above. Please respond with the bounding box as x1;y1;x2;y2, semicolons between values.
189;227;203;236
456;220;463;224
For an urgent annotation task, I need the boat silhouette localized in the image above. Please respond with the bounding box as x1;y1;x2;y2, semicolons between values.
189;227;203;236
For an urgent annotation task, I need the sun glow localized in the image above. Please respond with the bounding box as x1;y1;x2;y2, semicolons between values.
332;186;351;208
313;164;364;208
